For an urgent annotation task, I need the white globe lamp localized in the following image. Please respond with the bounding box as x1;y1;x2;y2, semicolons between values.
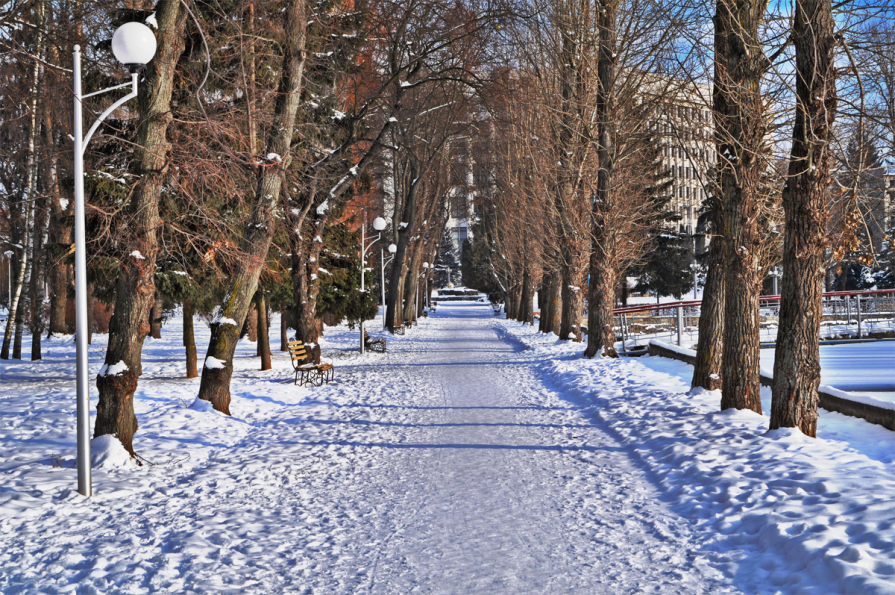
388;244;397;254
372;217;387;231
112;22;158;72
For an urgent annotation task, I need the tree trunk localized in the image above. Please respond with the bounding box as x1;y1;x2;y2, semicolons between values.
586;255;619;358
198;0;308;414
519;263;534;325
255;289;271;370
149;296;162;339
387;167;421;333
44;91;69;338
548;269;561;335
95;0;188;455
183;299;198;378
715;0;766;414
247;303;258;343
585;0;619;358
29;191;49;360
86;281;94;345
12;250;31;360
402;245;422;324
770;0;836;437
692;231;725;390
280;300;288;351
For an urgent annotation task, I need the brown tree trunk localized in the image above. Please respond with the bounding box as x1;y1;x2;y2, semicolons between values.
43;92;69;339
692;231;725;390
29;191;49;361
715;0;766;414
519;262;534;325
402;245;422;324
387;166;421;333
95;0;188;455
770;0;836;437
255;289;271;370
198;0;308;414
149;296;162;339
86;281;94;345
183;299;198;379
548;269;561;335
247;303;258;343
537;272;550;332
280;300;288;351
585;0;619;358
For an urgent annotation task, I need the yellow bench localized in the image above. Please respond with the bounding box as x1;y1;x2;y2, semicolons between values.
287;340;335;386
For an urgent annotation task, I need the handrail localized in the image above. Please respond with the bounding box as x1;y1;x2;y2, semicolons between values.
612;288;895;316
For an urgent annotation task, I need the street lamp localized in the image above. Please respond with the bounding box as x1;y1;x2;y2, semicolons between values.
359;217;387;353
73;23;157;498
382;243;397;329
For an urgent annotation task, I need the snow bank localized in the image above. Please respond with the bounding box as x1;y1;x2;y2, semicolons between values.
497;321;895;595
90;435;133;469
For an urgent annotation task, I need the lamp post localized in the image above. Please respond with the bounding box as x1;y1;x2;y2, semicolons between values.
360;217;387;353
73;23;157;498
382;243;397;329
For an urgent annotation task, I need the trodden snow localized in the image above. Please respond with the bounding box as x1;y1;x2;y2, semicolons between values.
0;301;894;593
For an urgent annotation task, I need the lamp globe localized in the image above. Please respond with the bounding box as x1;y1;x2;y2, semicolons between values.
112;23;157;71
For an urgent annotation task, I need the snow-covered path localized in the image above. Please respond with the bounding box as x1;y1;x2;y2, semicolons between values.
0;303;732;594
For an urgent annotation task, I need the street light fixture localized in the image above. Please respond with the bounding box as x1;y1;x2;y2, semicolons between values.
359;217;387;353
72;23;157;498
382;243;397;329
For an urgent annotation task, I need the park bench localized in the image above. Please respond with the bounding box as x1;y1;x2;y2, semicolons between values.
364;330;387;353
287;340;335;386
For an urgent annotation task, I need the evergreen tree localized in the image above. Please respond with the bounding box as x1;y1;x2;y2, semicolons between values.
631;232;693;301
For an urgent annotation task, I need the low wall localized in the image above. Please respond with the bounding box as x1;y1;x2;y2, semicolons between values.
647;339;895;432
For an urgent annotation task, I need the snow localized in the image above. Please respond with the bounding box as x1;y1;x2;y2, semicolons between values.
90;435;134;469
58;198;69;210
144;12;158;28
213;315;238;326
760;342;895;391
129;250;145;260
98;360;129;376
0;305;893;593
203;355;227;369
266;152;282;162
499;318;895;594
316;198;329;215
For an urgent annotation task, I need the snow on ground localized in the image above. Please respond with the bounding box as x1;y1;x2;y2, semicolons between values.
759;342;895;392
500;321;895;594
1;304;734;594
1;303;894;594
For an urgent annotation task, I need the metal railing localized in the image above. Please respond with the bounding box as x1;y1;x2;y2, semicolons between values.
607;289;895;349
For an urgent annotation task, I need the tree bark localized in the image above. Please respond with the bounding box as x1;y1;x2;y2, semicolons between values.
770;0;836;437
585;0;619;358
692;230;725;390
149;296;162;339
255;289;271;370
280;301;288;351
183;299;198;379
519;261;534;325
198;0;308;413
29;190;49;360
387;166;421;332
247;303;258;343
95;0;188;455
715;0;767;413
86;281;94;345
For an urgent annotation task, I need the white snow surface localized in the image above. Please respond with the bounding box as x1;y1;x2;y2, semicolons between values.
98;360;129;376
91;435;134;469
203;355;227;369
0;304;893;593
129;250;145;260
504;322;895;595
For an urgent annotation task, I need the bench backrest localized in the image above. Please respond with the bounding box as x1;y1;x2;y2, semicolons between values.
287;340;309;363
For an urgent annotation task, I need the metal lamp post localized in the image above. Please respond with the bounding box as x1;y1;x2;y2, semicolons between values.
73;23;157;498
382;243;397;329
360;217;387;353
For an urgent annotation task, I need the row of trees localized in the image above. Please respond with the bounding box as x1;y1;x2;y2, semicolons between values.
0;0;505;455
459;0;893;436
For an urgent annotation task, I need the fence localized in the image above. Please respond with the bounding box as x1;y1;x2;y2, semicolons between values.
608;289;895;350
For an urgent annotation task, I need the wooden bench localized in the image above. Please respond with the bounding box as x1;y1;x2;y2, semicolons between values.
364;330;387;353
287;340;334;386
